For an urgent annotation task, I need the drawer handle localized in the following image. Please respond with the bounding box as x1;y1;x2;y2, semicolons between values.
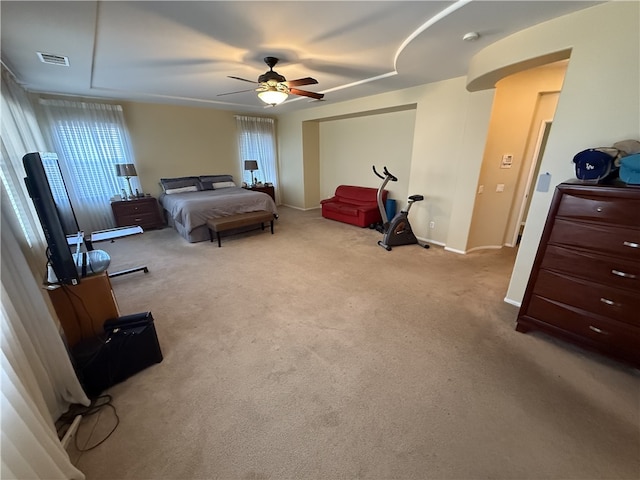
134;218;142;222
589;325;609;335
599;297;621;307
623;241;639;249
596;207;603;212
611;269;637;279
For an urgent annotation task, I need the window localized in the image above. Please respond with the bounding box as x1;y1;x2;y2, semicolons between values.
235;116;279;202
40;99;139;232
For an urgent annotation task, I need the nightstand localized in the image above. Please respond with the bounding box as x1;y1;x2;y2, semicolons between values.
111;196;164;230
244;185;275;202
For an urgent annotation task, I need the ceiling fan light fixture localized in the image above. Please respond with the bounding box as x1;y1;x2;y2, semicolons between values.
258;88;288;106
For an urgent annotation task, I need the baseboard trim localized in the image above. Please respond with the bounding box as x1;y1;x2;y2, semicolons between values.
418;236;445;248
464;245;503;254
444;246;466;254
503;297;521;308
281;204;321;211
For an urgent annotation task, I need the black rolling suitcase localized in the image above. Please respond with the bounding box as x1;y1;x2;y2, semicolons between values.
72;312;163;398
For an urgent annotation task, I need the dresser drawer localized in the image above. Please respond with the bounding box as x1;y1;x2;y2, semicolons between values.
549;219;640;260
556;190;640;226
541;245;640;292
533;269;640;327
527;295;640;357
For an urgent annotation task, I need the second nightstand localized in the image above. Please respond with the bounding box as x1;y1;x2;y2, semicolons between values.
111;196;164;230
244;185;275;202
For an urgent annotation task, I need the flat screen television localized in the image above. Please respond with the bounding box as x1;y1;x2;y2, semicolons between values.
24;152;81;285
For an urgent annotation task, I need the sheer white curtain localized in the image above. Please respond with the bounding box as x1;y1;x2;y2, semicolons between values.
39;99;139;233
2;201;90;480
0;68;50;257
1;66;90;480
235;115;280;203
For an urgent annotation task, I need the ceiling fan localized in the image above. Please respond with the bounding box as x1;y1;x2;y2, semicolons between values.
218;56;324;106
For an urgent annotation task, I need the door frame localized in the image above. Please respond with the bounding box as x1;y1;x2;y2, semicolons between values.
509;118;553;246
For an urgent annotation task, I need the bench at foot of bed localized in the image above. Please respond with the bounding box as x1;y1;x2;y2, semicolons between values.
206;211;275;247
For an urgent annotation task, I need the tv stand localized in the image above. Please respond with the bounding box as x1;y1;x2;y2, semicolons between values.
47;272;120;347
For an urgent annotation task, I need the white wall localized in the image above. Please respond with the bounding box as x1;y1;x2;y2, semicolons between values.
407;77;493;247
121;101;241;197
319;109;416;208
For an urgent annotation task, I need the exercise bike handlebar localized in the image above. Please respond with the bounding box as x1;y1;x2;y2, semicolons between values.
372;165;397;182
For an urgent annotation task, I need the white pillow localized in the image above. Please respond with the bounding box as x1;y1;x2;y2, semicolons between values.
212;181;236;189
165;185;198;194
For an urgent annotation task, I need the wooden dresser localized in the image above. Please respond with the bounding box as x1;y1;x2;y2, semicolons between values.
516;180;640;367
111;196;164;230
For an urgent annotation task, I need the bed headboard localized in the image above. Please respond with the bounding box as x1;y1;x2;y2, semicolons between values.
198;175;233;190
160;175;234;192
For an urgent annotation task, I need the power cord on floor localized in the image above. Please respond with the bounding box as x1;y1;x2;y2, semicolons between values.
56;394;120;452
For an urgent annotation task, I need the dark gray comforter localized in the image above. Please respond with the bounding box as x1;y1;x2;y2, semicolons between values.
159;187;277;235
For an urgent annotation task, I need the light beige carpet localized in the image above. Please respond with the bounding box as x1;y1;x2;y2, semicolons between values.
69;206;639;479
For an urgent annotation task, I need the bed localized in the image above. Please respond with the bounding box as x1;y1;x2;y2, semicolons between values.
158;175;278;243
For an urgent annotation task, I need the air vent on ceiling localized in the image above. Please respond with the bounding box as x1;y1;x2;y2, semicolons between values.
37;52;69;66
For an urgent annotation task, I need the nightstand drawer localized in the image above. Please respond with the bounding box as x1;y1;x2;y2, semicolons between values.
115;212;158;228
243;186;275;201
112;198;155;214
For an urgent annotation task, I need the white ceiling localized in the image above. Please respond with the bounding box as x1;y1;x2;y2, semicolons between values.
1;1;602;113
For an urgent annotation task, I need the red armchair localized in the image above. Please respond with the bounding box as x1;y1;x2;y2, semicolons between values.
320;185;387;227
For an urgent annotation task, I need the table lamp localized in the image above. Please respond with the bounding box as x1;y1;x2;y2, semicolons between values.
116;163;137;199
244;160;258;187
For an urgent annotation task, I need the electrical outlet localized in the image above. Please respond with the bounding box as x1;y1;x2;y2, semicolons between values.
429;221;435;229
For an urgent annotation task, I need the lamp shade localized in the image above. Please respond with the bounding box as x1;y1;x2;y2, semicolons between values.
115;163;137;177
258;89;288;106
244;160;258;171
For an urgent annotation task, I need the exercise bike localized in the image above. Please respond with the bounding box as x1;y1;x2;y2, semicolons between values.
373;165;429;251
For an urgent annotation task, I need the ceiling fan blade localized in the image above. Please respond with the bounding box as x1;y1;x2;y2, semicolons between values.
217;88;257;97
228;76;258;84
283;77;318;87
290;88;324;100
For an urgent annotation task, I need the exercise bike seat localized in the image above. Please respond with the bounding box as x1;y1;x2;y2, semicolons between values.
408;195;424;202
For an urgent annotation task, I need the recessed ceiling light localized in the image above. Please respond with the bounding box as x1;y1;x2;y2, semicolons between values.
463;32;480;42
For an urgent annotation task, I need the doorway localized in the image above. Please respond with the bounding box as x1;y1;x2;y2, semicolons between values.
513;119;552;245
465;62;566;253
